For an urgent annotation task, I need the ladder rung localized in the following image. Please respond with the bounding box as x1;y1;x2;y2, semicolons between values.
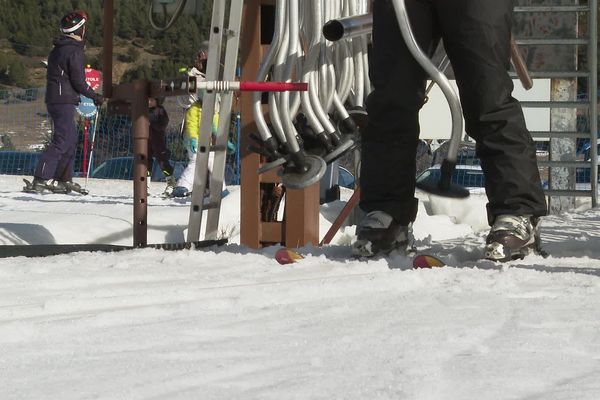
520;101;590;109
210;145;228;152
510;71;590;79
515;38;588;46
530;131;592;138
513;6;590;13
202;201;221;210
538;160;593;168
545;189;594;197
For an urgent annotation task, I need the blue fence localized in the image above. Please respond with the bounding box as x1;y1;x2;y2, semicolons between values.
1;86;594;191
0;87;241;185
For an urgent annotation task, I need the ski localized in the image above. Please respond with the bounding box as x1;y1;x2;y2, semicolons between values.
273;250;426;267
0;238;228;258
22;178;88;195
274;246;415;266
275;248;305;264
412;254;446;268
273;247;542;271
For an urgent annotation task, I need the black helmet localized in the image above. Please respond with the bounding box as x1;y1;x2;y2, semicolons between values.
60;10;88;34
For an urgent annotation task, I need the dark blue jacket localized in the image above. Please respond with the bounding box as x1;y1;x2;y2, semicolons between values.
45;36;99;105
149;105;169;136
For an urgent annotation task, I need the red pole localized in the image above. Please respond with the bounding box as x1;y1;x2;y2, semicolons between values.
238;81;308;91
82;118;89;176
197;81;308;92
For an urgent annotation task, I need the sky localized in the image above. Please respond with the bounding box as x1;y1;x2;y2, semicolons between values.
1;174;600;399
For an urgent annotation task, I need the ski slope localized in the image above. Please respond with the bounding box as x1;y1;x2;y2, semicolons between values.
1;175;600;399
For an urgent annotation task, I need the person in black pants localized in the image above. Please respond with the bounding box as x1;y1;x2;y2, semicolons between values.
31;10;103;194
353;0;547;261
148;96;176;194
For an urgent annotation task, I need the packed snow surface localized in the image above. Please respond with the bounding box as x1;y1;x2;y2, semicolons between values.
1;175;600;399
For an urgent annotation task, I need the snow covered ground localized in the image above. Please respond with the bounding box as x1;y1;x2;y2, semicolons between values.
1;174;600;399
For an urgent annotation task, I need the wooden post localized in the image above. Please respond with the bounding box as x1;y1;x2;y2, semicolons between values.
240;0;264;248
101;1;195;248
131;80;150;247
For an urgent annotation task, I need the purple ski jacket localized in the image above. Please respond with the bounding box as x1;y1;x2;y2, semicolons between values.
45;36;100;105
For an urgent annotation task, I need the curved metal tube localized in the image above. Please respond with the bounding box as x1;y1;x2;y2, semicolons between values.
299;0;325;136
252;0;286;142
337;40;355;103
391;0;462;164
279;0;302;153
270;1;291;145
352;35;365;107
360;35;371;97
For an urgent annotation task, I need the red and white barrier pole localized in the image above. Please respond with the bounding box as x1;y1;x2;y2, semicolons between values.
197;81;308;92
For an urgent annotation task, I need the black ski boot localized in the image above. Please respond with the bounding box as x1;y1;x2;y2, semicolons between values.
170;186;191;198
352;211;413;258
162;176;177;197
24;178;68;194
484;215;542;262
61;180;89;195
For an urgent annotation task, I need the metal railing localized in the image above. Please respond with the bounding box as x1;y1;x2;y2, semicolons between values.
512;0;598;208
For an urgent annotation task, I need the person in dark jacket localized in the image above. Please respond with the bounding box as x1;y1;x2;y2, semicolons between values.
30;10;103;194
352;0;547;262
147;96;176;195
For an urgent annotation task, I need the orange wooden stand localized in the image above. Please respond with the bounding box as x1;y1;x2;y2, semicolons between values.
239;0;320;249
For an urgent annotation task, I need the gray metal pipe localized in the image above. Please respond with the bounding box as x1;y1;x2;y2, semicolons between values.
322;13;372;41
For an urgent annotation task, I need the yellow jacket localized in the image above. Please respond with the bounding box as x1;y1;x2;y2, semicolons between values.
184;101;219;140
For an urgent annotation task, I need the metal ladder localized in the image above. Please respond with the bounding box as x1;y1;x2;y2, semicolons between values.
186;0;243;241
512;1;598;209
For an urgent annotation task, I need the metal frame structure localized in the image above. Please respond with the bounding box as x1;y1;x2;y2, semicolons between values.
96;0;598;249
102;0;199;247
324;1;599;211
514;1;598;208
102;0;324;249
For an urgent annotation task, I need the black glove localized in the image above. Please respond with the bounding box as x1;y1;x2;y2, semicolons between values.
93;94;104;107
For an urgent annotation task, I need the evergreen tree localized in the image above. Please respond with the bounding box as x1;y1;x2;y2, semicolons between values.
0;54;29;88
0;0;216;86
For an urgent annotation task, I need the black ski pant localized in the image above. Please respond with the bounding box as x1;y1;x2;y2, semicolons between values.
360;0;548;226
35;103;78;181
148;131;174;177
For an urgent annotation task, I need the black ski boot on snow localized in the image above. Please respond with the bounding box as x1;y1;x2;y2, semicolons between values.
484;215;542;262
23;178;68;194
161;176;177;197
352;211;413;258
61;180;89;195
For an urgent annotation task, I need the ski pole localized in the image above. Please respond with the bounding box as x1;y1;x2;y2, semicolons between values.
85;108;101;189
